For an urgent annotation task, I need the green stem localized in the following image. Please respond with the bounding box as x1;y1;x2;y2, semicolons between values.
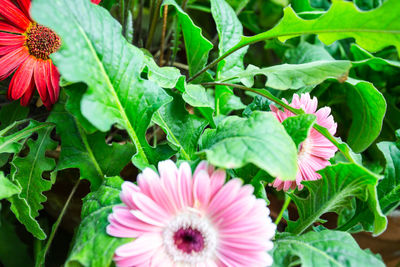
35;179;81;267
119;0;125;35
202;82;355;163
146;0;162;49
275;196;291;225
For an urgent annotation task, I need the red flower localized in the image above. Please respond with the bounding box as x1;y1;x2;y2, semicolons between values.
0;0;100;109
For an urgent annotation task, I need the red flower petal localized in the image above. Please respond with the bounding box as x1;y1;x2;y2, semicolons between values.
20;77;35;106
0;32;26;46
49;61;60;101
15;0;31;20
34;60;49;107
0;46;29;80
43;60;55;104
0;20;24;34
0;44;24;56
9;56;36;100
91;0;101;4
0;0;31;31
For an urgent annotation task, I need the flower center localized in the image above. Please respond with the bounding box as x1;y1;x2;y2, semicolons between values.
25;23;61;60
173;227;205;254
163;210;218;264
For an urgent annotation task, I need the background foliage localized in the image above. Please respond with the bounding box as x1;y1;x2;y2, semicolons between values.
0;0;399;266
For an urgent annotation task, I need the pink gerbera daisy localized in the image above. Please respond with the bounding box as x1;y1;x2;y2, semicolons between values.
107;160;276;267
270;93;337;191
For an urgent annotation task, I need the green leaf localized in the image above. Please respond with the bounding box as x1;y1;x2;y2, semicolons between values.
345;78;387;153
47;93;134;189
231;0;400;57
143;55;184;89
282;114;316;149
153;92;208;161
199;111;298;181
211;0;248;79
65;176;130;267
351;44;400;71
0;101;29;131
377;133;400;214
272;230;385;267
163;0;213;82
0;120;53;154
287;163;387;235
0;172;20;200
182;84;215;126
222;60;351;90
32;0;172;169
8;126;57;240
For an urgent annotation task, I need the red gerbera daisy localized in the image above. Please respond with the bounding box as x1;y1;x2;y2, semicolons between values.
0;0;100;108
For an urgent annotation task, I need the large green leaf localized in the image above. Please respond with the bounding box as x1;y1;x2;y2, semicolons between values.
47;93;134;189
272;230;385;267
377;133;400;214
287;163;387;235
0;172;20;200
65;176;130;267
199;111;298;181
153;92;208;161
8;126;57;240
163;0;213;82
230;0;400;58
222;60;352;90
32;0;172;169
345;78;386;152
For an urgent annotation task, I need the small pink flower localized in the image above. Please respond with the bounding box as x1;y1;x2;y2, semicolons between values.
270;93;337;191
107;160;276;266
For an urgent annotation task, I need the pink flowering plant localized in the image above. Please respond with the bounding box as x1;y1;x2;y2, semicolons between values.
0;0;399;266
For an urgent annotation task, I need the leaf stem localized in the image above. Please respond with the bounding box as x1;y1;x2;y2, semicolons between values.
201;82;355;163
159;5;168;66
275;196;291;225
146;0;162;49
35;179;81;267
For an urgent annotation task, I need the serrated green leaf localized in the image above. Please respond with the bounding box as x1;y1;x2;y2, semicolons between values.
282;114;316;149
345;78;386;152
153;92;208;161
287;163;387;235
0;120;52;154
32;0;172;169
222;60;351;90
0;172;20;200
8;126;57;240
47;93;134;189
65;176;130;267
163;0;213;83
143;55;184;89
272;230;385;267
199;111;298;180
234;0;400;57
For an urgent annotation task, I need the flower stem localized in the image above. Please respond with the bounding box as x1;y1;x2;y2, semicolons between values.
275;196;291;225
36;179;81;266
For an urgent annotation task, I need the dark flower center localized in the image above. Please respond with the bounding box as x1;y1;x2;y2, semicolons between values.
173;227;205;254
25;23;61;60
